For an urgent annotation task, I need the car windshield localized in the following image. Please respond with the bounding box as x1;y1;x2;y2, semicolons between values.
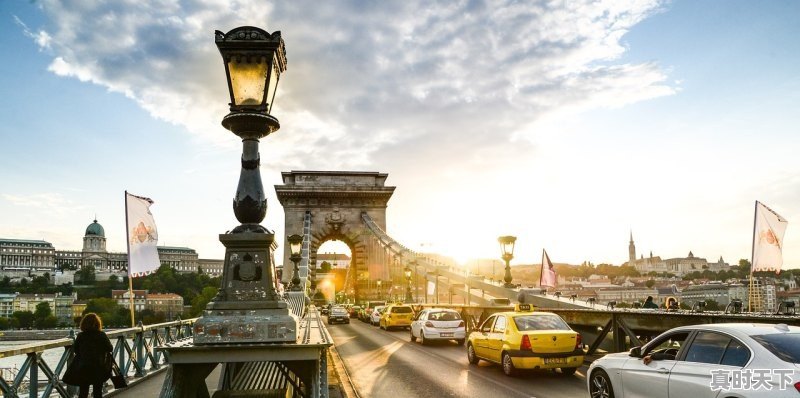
514;314;570;331
751;333;800;364
332;308;347;314
428;311;461;321
392;306;413;313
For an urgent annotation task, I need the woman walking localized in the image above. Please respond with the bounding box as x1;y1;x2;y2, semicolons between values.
71;313;114;398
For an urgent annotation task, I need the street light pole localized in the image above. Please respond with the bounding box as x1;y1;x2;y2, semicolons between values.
499;236;517;288
404;264;413;303
287;234;303;291
194;26;297;344
435;269;440;304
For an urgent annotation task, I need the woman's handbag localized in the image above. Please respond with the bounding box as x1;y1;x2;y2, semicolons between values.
62;356;80;386
108;354;128;389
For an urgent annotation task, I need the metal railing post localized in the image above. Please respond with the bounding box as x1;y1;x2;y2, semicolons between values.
28;352;38;398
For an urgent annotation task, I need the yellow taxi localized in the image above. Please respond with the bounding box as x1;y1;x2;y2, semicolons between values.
466;303;584;376
379;304;415;330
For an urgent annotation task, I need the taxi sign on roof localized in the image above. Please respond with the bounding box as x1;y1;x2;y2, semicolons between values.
515;303;535;312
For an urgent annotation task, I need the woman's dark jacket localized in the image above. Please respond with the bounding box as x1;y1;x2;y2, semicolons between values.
72;330;113;384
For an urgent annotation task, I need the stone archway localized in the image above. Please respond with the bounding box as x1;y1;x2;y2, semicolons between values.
275;171;395;301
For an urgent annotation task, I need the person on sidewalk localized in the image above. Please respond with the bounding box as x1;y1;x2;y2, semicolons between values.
72;313;114;398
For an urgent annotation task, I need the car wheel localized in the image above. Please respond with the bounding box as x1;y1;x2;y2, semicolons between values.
589;369;614;398
456;339;465;346
560;367;577;376
420;331;427;346
410;329;417;342
467;343;479;365
502;352;517;376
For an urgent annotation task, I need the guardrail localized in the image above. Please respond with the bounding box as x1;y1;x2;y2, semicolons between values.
0;318;197;398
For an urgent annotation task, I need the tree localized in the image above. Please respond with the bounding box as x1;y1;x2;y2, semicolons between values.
0;317;12;330
35;315;58;329
190;287;218;317
34;302;52;319
12;311;35;329
645;279;656;288
76;265;96;283
320;261;332;273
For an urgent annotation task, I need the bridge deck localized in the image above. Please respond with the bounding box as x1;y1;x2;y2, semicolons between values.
155;306;332;398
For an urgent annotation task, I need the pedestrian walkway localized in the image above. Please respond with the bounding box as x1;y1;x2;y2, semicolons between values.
109;349;349;397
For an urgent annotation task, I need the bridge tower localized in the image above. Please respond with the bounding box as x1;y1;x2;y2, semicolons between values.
275;171;396;301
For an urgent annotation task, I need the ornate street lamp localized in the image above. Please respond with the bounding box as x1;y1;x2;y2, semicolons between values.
377;279;382;300
287;234;303;291
498;235;517;288
404;264;413;303
194;26;296;344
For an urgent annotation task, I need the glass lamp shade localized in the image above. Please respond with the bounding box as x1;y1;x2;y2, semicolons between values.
227;57;268;107
215;26;286;113
404;266;412;279
287;234;303;256
498;236;517;257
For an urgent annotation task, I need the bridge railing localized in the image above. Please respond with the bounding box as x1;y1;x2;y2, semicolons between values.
0;317;197;398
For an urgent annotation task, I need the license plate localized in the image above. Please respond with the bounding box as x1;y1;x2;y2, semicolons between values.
544;357;566;364
440;332;453;337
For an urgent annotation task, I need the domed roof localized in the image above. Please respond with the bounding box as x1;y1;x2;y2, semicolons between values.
85;219;105;237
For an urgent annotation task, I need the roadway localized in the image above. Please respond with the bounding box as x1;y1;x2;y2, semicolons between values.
328;319;588;398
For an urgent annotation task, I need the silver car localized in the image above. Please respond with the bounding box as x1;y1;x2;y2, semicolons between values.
370;305;386;326
410;308;466;345
587;323;800;398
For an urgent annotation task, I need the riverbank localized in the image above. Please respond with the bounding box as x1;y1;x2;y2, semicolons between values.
0;329;72;341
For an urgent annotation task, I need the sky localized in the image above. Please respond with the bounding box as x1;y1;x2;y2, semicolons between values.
1;0;799;269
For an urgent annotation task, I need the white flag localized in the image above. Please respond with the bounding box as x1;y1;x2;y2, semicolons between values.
126;192;160;277
540;249;557;288
752;201;788;273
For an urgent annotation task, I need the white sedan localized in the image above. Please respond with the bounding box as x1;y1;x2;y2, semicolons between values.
370;305;385;326
587;323;800;398
410;308;466;345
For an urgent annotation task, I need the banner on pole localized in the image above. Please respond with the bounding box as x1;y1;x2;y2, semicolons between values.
126;192;160;277
752;201;788;273
540;249;557;288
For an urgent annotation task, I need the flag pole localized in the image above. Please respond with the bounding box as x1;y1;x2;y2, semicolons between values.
124;191;135;328
749;200;758;313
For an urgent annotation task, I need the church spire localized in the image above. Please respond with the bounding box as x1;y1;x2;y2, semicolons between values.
628;230;636;267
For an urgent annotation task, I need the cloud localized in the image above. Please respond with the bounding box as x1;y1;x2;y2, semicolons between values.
25;0;674;175
1;192;88;218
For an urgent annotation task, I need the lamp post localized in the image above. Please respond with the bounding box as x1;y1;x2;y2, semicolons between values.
377;280;382;300
194;26;297;344
404;264;413;303
287;234;303;291
498;235;517;288
435;268;440;304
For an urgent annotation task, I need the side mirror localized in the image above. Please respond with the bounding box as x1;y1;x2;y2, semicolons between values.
629;346;642;358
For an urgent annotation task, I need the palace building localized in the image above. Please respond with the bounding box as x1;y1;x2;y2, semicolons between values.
1;219;222;278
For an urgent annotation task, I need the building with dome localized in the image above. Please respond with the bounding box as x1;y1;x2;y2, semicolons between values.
1;219;223;278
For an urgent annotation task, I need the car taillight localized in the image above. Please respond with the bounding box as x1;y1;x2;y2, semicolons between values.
576;334;582;349
794;381;800;393
521;335;532;350
425;321;434;328
458;321;465;328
